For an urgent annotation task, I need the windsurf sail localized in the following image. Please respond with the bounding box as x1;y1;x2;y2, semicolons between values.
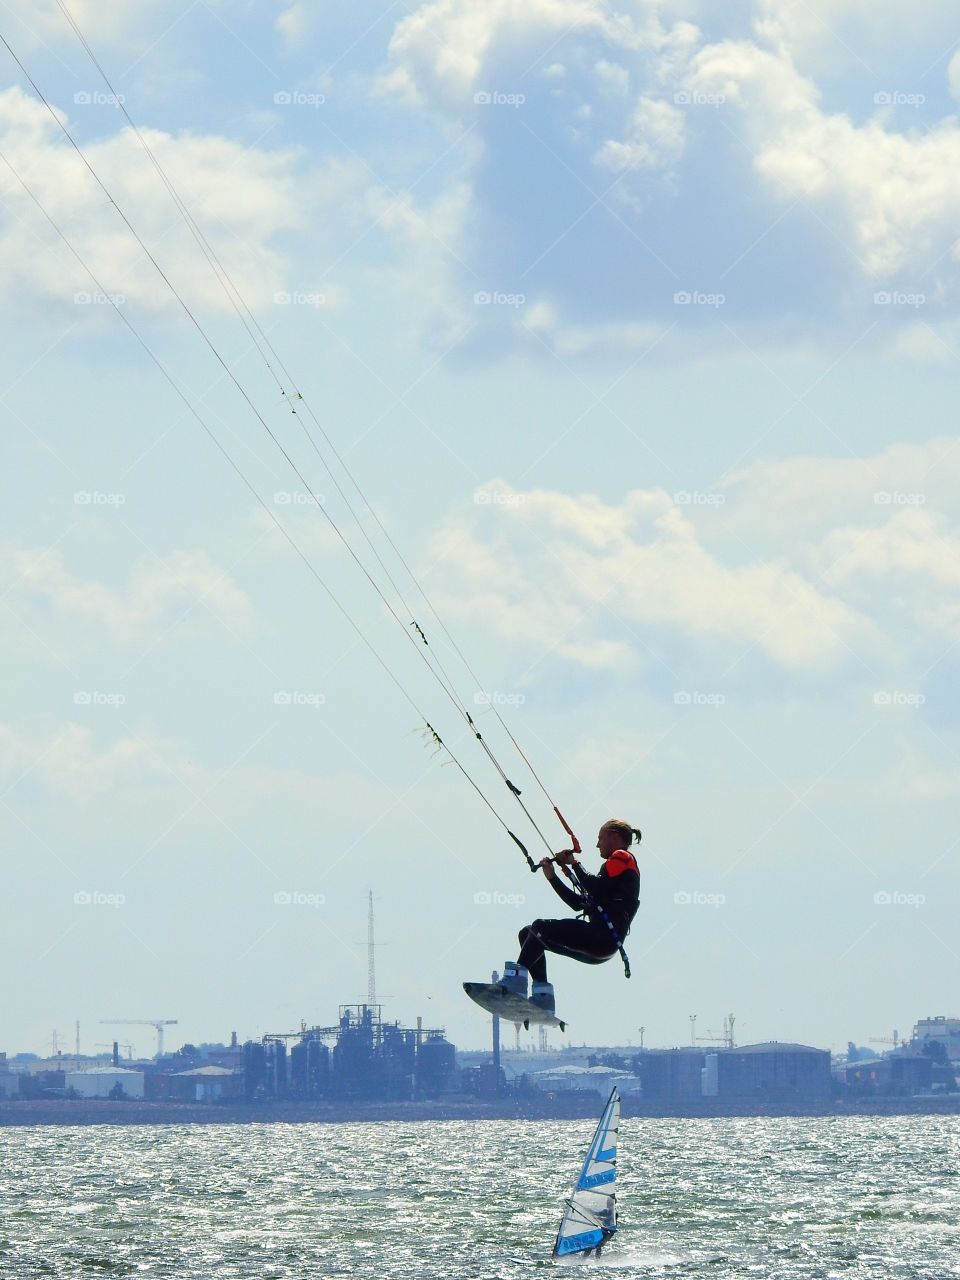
552;1086;620;1258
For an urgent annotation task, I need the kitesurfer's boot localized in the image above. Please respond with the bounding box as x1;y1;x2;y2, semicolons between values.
530;980;555;1015
500;962;529;997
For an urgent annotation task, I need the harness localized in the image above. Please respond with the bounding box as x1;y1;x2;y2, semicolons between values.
561;855;635;980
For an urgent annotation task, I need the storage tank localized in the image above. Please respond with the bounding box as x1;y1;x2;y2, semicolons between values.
417;1035;456;1096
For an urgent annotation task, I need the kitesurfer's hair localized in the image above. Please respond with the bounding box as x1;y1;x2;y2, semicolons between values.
602;819;641;847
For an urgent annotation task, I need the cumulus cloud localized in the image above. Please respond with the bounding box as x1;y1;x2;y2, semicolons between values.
429;480;871;672
0;87;304;315
689;40;960;280
719;437;960;541
593;95;686;174
0;0;173;47
276;2;316;47
382;0;635;107
373;0;960;359
0;721;172;799
1;544;253;642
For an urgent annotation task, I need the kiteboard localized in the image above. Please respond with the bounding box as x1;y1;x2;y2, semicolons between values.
463;981;567;1031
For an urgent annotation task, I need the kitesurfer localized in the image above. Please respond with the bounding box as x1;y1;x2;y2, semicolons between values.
501;819;641;1014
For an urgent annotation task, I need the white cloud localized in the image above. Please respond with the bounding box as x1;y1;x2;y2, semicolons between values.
754;0;959;73
430;481;870;671
819;508;960;591
520;304;669;357
373;0;960;357
0;0;173;47
383;0;629;107
0;721;173;799
593;95;686;174
1;544;253;642
0;87;305;315
689;40;960;281
276;2;315;47
720;437;960;542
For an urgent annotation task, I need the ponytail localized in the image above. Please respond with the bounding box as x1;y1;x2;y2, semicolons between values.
602;818;641;848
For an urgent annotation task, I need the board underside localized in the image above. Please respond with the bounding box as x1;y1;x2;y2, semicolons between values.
463;982;567;1030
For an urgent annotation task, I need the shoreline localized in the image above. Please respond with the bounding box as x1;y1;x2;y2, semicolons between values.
3;1095;960;1127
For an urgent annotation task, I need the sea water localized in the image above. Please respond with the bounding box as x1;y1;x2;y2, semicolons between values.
1;1115;958;1278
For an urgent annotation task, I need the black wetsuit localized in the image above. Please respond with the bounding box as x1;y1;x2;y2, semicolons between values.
517;850;640;982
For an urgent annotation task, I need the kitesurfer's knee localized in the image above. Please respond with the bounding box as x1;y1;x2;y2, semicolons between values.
519;919;547;948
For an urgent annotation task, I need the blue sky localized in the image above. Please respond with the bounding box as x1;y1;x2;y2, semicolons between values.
3;0;960;1059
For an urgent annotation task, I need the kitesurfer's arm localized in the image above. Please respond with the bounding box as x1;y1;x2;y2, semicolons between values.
540;855;586;912
564;855;603;899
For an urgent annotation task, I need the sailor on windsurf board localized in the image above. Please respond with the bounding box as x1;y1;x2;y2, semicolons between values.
501;818;641;1016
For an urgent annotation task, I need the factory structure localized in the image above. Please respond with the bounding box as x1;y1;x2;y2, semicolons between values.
2;913;957;1114
3;1015;958;1110
243;1004;457;1103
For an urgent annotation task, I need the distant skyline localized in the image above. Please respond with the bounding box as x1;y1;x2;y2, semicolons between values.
3;0;960;1057
1;1010;938;1063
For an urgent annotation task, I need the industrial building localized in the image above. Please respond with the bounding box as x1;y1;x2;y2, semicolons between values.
845;1054;933;1096
632;1048;709;1101
632;1043;832;1104
914;1017;960;1063
702;1043;832;1102
244;1005;457;1103
64;1067;145;1099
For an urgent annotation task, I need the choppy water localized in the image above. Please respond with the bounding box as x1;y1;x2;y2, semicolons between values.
1;1115;958;1278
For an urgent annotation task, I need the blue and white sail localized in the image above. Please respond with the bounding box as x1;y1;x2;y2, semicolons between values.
552;1086;620;1258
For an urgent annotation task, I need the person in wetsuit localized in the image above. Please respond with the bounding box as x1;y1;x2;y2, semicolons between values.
501;818;641;1014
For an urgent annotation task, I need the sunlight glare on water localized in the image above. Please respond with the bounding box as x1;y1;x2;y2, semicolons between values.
1;1115;958;1278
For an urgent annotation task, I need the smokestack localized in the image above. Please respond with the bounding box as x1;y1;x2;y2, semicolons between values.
112;1041;119;1067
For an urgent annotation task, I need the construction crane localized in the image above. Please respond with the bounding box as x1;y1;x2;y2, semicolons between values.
870;1030;902;1051
695;1014;737;1049
100;1019;178;1058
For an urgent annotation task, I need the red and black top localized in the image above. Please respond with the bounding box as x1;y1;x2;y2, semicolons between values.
549;849;641;937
